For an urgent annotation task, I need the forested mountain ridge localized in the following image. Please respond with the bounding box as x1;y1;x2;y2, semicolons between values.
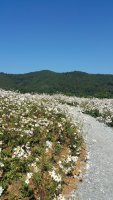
0;70;113;97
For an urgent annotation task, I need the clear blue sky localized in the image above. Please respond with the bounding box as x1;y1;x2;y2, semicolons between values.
0;0;113;74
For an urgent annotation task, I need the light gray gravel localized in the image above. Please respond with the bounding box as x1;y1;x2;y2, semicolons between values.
61;105;113;200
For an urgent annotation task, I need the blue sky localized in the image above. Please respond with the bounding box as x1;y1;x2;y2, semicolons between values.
0;0;113;74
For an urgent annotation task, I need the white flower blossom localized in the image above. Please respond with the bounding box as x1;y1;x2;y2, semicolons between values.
25;172;33;184
49;169;62;183
0;186;4;196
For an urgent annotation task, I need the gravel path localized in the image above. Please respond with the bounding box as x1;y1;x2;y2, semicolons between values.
61;105;113;200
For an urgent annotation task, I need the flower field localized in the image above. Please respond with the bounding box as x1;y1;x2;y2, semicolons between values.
0;90;85;200
53;94;113;127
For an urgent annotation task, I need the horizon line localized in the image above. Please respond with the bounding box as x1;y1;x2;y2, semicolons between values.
0;69;113;75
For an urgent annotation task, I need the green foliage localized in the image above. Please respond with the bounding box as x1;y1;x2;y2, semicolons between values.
46;181;58;199
84;109;101;118
33;172;42;185
1;70;113;98
16;160;29;173
110;118;113;127
43;160;53;171
54;143;62;155
21;184;35;199
32;146;44;156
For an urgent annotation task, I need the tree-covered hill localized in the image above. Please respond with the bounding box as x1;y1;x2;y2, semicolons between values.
0;70;113;97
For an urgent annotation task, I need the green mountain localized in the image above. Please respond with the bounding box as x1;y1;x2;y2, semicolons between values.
0;70;113;98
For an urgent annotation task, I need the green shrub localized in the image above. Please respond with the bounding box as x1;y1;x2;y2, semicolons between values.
21;183;35;199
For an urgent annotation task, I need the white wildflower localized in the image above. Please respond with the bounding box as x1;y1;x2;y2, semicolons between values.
49;169;62;183
0;162;4;167
0;186;4;196
25;172;33;184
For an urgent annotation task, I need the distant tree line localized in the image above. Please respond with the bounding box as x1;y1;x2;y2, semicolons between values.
0;70;113;98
